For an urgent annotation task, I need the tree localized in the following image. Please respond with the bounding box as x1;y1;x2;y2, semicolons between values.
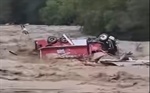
10;0;46;24
40;0;78;25
0;0;12;23
127;0;149;40
39;0;61;25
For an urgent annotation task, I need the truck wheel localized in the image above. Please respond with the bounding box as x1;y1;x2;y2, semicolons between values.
59;37;68;43
47;36;57;44
98;33;109;41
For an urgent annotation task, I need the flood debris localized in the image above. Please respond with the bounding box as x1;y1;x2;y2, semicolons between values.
9;51;18;56
117;82;138;88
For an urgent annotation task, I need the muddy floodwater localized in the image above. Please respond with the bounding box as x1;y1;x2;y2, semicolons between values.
0;25;149;93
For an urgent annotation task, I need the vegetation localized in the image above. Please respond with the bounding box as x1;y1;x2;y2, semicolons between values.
0;0;149;41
